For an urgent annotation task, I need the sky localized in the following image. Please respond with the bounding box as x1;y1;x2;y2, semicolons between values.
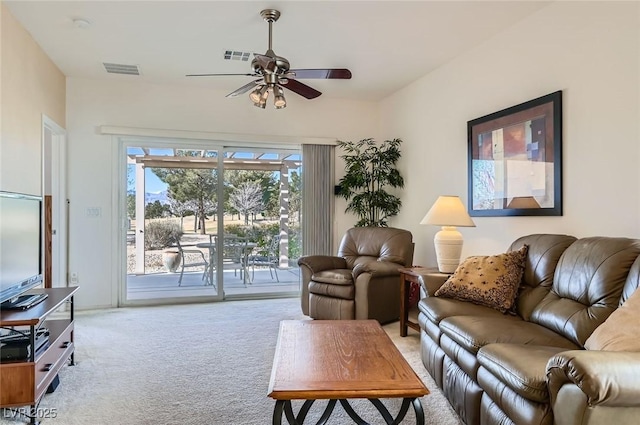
144;169;167;193
127;166;167;193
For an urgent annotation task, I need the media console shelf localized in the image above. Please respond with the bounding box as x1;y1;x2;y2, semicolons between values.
0;286;78;424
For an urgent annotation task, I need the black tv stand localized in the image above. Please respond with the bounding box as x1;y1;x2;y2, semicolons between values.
1;293;49;310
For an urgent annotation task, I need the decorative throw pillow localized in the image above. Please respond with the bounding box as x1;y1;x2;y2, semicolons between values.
434;245;528;313
584;289;640;351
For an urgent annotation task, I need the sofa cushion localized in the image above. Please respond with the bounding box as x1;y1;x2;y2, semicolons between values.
435;245;528;313
418;296;512;325
508;234;577;321
338;227;414;268
478;369;554;425
584;288;640;351
311;269;353;285
441;333;483;379
530;237;640;346
478;344;569;403
620;255;640;305
439;316;579;354
308;280;355;300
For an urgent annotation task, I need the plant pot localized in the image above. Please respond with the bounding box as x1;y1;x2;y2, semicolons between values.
163;249;181;273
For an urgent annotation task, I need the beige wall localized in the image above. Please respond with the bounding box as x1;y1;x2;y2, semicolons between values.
0;4;65;195
381;1;640;266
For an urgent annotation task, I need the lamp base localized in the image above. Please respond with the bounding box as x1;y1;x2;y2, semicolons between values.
434;226;463;274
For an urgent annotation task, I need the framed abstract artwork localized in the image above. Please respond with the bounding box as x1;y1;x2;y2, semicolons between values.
467;91;562;217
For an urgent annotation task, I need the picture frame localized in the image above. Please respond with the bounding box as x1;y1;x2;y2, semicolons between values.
467;91;562;217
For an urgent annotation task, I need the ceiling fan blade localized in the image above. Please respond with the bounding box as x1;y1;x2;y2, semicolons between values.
226;79;262;98
288;69;352;79
281;79;322;99
186;73;258;77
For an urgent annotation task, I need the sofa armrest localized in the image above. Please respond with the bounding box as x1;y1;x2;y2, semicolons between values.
418;272;449;297
547;350;640;407
298;255;348;316
297;255;348;274
352;260;403;279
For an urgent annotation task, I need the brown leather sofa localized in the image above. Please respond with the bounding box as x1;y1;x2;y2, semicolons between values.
418;234;640;425
298;227;413;324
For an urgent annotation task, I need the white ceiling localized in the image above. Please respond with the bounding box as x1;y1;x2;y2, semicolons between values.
5;1;550;102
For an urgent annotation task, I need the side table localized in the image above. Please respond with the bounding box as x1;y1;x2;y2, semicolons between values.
398;267;450;337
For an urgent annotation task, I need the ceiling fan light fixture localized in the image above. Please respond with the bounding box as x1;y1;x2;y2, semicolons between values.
274;85;286;109
249;86;263;103
261;85;271;101
274;95;286;109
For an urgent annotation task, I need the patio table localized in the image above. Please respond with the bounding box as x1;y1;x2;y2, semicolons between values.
196;237;256;285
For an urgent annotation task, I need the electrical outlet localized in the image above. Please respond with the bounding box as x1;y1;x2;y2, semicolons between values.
70;272;79;284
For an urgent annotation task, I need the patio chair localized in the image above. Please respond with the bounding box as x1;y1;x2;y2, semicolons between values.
249;235;280;282
176;239;210;286
221;235;252;286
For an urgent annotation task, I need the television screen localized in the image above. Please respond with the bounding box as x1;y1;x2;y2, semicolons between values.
0;191;43;304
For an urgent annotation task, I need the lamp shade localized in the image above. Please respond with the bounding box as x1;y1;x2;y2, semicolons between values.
420;195;475;273
420;196;475;227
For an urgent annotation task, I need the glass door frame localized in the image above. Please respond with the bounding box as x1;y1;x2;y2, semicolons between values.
116;135;302;306
118;136;225;306
217;145;301;300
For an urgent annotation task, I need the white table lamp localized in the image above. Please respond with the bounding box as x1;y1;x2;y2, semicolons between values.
420;196;475;273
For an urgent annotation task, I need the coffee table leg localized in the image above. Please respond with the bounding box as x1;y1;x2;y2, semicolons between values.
273;400;285;425
340;399;373;423
339;398;417;425
315;399;337;424
274;398;425;425
369;399;395;423
273;399;336;425
412;397;425;425
293;400;315;423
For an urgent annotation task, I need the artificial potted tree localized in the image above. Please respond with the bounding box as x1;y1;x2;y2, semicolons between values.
336;138;404;227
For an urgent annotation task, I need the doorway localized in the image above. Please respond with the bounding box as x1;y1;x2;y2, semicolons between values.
42;115;67;288
121;139;301;305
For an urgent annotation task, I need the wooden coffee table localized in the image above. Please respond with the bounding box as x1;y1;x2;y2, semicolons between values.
268;320;429;424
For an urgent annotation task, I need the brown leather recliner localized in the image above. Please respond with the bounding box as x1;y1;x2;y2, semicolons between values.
298;227;414;324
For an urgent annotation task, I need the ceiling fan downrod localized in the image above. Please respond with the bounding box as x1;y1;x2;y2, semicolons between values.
260;9;280;54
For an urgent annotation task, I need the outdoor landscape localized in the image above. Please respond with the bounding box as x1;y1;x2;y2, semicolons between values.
126;155;302;276
126;215;300;275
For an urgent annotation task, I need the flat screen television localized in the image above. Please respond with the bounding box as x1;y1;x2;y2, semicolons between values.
0;191;45;308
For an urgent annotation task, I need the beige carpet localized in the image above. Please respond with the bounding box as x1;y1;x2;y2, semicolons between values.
0;298;461;425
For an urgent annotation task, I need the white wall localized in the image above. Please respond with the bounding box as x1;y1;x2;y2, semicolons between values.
380;1;640;266
66;77;377;308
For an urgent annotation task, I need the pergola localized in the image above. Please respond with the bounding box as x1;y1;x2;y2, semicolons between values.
127;148;301;274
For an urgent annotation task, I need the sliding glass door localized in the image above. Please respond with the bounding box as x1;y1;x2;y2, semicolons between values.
220;148;301;298
124;145;222;303
121;139;301;305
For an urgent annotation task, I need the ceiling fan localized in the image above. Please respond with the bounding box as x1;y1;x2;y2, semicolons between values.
186;9;352;109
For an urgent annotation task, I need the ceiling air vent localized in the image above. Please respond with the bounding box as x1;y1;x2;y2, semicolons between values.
223;50;251;61
103;62;140;75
